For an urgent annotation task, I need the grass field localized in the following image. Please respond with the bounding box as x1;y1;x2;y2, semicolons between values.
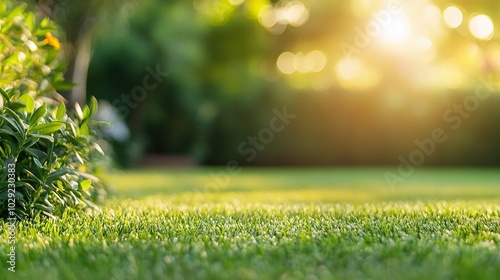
2;168;500;280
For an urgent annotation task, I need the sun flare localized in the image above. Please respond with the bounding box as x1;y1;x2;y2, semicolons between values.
378;15;412;46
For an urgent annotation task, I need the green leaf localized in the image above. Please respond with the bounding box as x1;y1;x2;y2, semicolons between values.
82;106;90;120
0;3;6;14
46;169;71;184
93;143;105;156
0;111;24;134
52;81;76;91
8;102;27;111
29;122;63;134
3;156;16;170
25;11;35;31
80;179;91;191
89;96;98;116
90;120;110;127
67;122;78;137
30;134;54;142
21;182;36;193
0;86;9;103
25;148;48;162
33;203;53;214
56;102;66;121
33;157;44;169
22;137;39;149
0;139;16;155
5;3;26;20
79;121;89;136
51;191;65;206
74;103;83;120
29;103;47;126
74;151;84;165
24;169;44;185
19;93;35;113
0;128;18;138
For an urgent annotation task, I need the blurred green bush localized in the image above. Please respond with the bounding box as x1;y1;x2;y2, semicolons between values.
0;2;107;219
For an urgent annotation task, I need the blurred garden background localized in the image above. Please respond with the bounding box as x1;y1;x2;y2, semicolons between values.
3;1;500;279
23;0;500;168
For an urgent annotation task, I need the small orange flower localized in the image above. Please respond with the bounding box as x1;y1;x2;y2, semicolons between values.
41;32;61;50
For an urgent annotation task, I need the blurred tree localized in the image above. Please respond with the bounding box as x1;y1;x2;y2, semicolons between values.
26;0;129;107
29;0;500;166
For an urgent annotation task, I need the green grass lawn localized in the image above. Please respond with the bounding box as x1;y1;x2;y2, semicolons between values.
2;168;500;280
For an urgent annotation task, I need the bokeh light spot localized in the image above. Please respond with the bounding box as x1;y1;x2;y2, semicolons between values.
258;5;278;28
277;50;327;74
415;37;432;51
422;5;441;27
258;1;309;33
306;50;327;72
469;14;494;40
336;58;362;80
294;52;309;73
443;6;463;28
277;52;296;74
283;1;309;27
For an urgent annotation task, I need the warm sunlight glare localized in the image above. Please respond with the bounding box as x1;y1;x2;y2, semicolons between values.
378;15;411;45
336;57;380;90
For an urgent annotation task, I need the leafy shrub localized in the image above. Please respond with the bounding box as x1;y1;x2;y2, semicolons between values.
0;2;107;219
